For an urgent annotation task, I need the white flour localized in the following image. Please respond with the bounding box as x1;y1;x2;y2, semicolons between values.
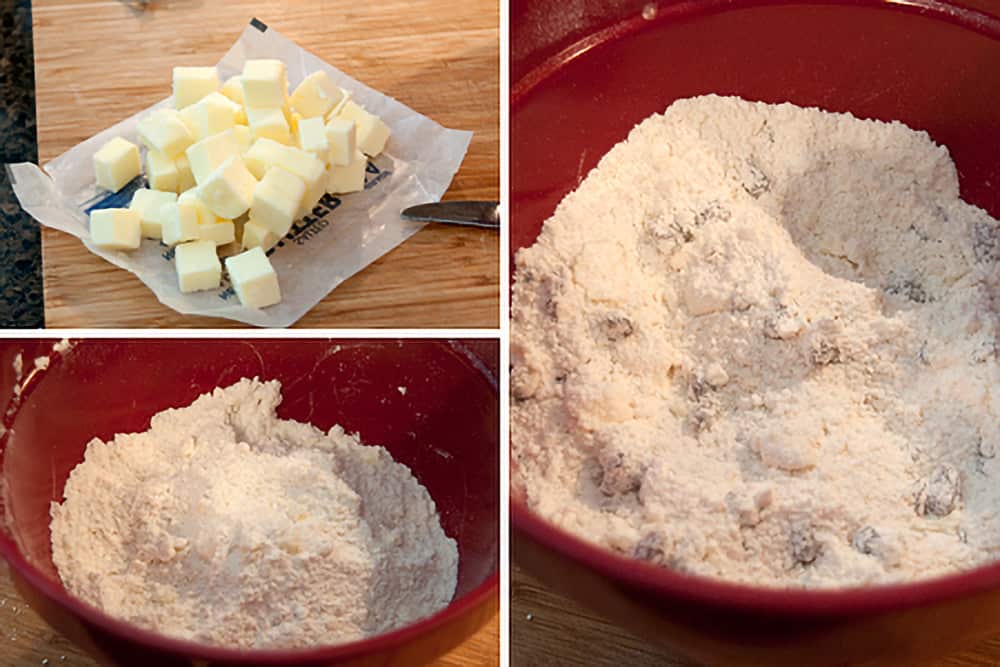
50;378;458;648
511;95;1000;588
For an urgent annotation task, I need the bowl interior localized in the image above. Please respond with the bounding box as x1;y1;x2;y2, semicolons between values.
0;338;498;632
511;0;1000;262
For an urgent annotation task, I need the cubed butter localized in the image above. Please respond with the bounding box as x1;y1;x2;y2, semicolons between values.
161;201;201;246
244;138;288;179
251;166;306;237
137;108;194;159
186;132;241;185
89;208;141;250
241;59;287;109
242;218;280;251
220;75;244;104
324;118;356;166
198;219;236;246
324;88;353;122
129;188;177;238
174;239;221;292
174;153;196;192
93;137;141;192
178;189;215;225
289;71;343;119
199;156;258;219
224;125;253;156
184;92;238;140
173;66;219;109
327;149;367;194
247;107;292;145
297;116;329;161
225;246;281;308
272;145;326;218
336;101;391;156
145;150;178;192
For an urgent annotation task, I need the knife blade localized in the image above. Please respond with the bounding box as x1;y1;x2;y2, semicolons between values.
401;201;500;229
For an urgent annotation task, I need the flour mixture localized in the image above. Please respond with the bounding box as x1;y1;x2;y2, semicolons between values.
50;378;458;648
511;95;1000;588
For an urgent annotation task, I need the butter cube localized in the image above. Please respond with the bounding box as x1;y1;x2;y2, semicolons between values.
145;150;178;192
89;208;141;250
247;107;292;145
186;132;241;185
251;167;306;237
225;247;281;308
288;110;302;136
242;218;280;251
273;146;326;218
327;150;367;194
184;92;238;140
324;119;356;166
178;189;215;225
224;125;253;156
243;138;288;179
325;88;353;122
220;76;244;104
199;156;258;219
174;240;221;292
137;109;194;159
297;117;329;160
93;137;141;192
289;71;343;119
161;201;201;246
129;188;177;238
336;101;391;156
173;66;219;109
175;153;196;192
241;60;287;109
198;219;236;246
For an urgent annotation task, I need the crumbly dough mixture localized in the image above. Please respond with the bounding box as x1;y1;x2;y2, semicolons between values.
50;378;458;648
511;95;1000;588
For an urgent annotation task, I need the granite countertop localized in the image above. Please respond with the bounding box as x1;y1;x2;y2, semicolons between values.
0;0;42;328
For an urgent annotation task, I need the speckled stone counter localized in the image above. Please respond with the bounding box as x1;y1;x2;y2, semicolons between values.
0;0;42;328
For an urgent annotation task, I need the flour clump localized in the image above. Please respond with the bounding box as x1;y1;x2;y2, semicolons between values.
50;378;458;648
511;95;1000;588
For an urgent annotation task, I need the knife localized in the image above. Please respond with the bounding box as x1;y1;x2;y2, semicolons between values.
401;201;500;229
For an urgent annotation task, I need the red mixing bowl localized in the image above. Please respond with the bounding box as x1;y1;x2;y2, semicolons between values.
511;1;1000;664
0;338;498;667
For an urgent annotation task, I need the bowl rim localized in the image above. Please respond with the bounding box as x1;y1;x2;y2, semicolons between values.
511;0;1000;103
0;529;498;663
0;338;499;663
511;0;1000;619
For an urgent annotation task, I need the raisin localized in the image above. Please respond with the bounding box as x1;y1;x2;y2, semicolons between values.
633;531;667;564
789;521;821;565
596;448;642;496
597;313;635;342
851;526;881;556
810;340;841;366
916;464;961;517
885;276;929;303
973;222;1000;264
741;158;771;198
694;201;731;227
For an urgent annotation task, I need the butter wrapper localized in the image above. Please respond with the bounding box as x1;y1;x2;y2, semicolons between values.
7;19;471;327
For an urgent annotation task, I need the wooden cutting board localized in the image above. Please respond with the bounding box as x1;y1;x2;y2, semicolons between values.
32;0;498;328
0;560;498;666
512;566;1000;666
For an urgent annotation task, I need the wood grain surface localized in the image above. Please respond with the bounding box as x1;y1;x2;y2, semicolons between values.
0;560;498;666
32;0;498;328
511;565;1000;667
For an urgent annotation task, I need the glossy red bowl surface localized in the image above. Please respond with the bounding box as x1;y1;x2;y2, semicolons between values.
511;1;1000;664
0;338;498;667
